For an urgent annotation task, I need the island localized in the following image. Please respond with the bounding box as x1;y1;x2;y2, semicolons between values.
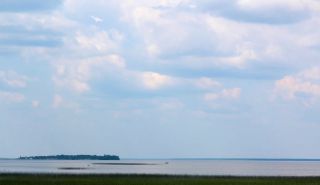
18;154;120;160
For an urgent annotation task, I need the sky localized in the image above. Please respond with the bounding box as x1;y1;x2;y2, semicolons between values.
1;0;320;159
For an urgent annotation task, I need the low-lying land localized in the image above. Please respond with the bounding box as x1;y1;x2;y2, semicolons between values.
1;174;320;185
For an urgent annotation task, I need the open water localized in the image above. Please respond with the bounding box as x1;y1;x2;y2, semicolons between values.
1;159;320;176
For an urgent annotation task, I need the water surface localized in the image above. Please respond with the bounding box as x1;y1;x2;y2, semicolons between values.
1;159;320;176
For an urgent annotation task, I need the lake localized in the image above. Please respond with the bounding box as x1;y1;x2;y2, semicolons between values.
1;159;320;176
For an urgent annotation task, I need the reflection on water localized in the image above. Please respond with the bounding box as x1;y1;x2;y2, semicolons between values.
1;159;320;176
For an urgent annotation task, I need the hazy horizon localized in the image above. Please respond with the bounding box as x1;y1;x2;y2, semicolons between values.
1;0;320;159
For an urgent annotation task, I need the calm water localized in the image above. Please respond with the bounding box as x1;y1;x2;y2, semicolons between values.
1;159;320;176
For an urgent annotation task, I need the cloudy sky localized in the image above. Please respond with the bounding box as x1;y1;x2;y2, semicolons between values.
1;0;320;159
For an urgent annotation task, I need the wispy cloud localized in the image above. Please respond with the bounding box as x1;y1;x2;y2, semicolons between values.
0;91;25;103
204;88;241;101
90;16;103;23
275;67;320;104
0;71;28;88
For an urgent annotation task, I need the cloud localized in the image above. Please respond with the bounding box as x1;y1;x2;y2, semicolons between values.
195;77;220;89
58;0;320;77
140;72;174;90
299;67;320;80
50;24;126;93
122;2;307;71
236;0;319;12
120;2;261;70
0;0;62;12
218;46;257;68
123;5;222;59
90;16;103;23
275;67;320;102
75;30;123;53
0;71;28;88
53;55;126;93
204;88;241;101
0;91;25;103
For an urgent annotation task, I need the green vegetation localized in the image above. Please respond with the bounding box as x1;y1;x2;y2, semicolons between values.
1;174;320;185
19;154;120;160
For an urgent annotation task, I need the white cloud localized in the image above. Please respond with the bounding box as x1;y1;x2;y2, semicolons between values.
52;25;126;93
298;67;320;80
221;88;242;99
36;0;320;85
125;1;318;69
195;77;220;89
53;55;126;93
0;91;25;103
140;72;174;90
122;4;226;60
91;15;103;23
275;67;320;102
5;0;319;109
75;30;123;53
71;80;90;93
204;88;241;101
220;46;257;68
0;71;28;88
121;4;271;68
